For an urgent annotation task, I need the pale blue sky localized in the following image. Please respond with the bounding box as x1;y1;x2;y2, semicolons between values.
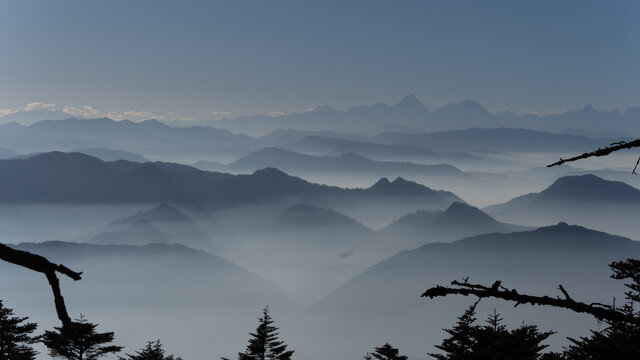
0;0;638;120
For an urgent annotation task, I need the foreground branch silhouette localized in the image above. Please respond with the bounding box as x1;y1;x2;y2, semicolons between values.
0;242;82;329
422;279;638;325
547;139;640;170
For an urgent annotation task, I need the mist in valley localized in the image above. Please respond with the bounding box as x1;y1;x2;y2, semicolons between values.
2;1;640;359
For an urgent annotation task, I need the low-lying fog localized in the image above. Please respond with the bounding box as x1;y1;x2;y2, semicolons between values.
2;144;640;360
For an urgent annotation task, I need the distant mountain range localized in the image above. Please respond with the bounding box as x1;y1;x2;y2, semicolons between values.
90;203;208;246
4;97;639;139
0;117;260;161
371;127;620;153
381;202;529;248
0;151;232;203
274;204;373;234
0;110;631;173
0;152;462;215
484;174;640;238
71;148;148;162
210;95;640;136
487;174;640;212
194;147;464;179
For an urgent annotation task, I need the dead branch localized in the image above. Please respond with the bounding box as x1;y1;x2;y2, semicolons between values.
0;242;82;329
547;139;640;168
422;280;638;325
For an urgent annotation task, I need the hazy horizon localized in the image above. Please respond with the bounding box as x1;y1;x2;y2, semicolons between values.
1;1;639;359
1;0;639;122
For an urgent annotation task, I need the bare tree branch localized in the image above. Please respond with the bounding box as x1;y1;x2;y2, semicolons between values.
547;139;640;168
0;242;82;329
422;280;638;324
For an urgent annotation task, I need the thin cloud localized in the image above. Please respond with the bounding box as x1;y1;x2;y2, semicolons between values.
211;111;232;120
0;102;57;117
0;102;169;122
62;105;101;118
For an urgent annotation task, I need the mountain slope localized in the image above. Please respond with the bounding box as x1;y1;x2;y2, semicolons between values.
0;117;262;156
0;151;232;203
381;202;528;247
483;174;640;238
486;173;640;213
312;223;640;357
91;203;208;246
275;204;373;233
0;152;463;225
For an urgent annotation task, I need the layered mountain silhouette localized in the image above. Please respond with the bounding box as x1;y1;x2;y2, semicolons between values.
372;127;618;153
90;203;208;246
282;134;521;172
195;147;463;179
321;222;638;309
71;147;148;162
0;152;461;214
274;204;373;234
0;117;261;157
91;219;172;245
485;174;640;213
109;203;193;225
313;223;640;356
0;152;232;203
381;202;528;247
210;96;640;136
214;95;433;135
484;174;640;237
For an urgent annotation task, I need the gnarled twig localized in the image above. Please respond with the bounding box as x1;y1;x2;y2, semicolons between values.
422;280;637;324
547;139;640;168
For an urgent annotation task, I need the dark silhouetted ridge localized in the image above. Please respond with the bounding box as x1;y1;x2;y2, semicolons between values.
540;174;640;202
369;177;438;195
435;202;499;226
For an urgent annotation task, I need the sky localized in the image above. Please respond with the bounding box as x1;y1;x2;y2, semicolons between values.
0;0;638;121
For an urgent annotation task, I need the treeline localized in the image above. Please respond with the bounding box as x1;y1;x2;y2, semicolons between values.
3;259;640;359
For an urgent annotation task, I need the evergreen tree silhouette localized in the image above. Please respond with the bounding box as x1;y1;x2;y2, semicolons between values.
119;339;183;360
227;306;294;360
430;306;555;360
559;259;640;359
430;303;478;359
367;343;408;360
426;258;640;357
0;299;40;360
42;314;123;360
561;300;640;359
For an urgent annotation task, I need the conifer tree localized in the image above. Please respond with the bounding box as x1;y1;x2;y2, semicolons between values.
230;306;294;360
429;303;478;359
0;300;40;360
367;343;408;360
119;339;183;360
561;300;640;360
430;306;555;360
42;314;123;360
